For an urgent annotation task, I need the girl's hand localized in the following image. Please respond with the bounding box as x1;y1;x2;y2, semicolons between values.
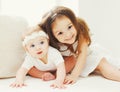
64;74;78;84
50;80;66;89
10;80;26;88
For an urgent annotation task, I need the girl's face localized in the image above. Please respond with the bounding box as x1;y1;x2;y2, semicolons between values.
26;36;49;59
51;16;77;44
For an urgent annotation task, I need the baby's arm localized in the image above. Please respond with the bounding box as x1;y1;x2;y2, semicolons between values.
50;62;66;89
10;67;28;88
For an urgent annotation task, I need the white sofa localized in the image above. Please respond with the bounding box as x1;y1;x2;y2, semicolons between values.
0;15;120;92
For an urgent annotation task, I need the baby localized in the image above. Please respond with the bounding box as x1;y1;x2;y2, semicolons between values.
10;26;66;89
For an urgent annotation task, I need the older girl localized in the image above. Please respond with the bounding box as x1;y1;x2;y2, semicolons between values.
39;6;120;84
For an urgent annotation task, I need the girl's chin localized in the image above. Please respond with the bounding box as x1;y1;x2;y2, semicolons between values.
64;41;74;44
67;36;76;44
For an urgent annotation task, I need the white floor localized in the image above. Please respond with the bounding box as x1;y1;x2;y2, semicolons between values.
0;74;120;92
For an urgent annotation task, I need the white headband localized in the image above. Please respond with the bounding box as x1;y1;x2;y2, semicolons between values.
22;31;48;46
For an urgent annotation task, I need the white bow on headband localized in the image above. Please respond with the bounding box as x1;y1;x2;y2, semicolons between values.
22;31;48;46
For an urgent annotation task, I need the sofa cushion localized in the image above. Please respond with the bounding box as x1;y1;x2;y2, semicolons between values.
0;15;28;78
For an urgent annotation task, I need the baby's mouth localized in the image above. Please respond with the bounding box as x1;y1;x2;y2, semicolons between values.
37;51;42;54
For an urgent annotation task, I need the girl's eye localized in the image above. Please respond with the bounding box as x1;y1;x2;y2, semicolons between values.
30;44;35;48
58;32;63;35
68;25;72;30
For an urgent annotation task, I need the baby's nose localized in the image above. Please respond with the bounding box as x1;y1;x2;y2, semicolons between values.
36;45;41;50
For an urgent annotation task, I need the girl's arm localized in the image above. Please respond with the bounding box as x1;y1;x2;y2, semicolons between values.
64;41;88;84
10;67;28;87
50;62;66;89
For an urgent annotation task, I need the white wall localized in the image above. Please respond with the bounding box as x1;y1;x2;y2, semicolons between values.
1;0;57;26
0;0;1;13
1;0;79;27
78;0;120;57
56;0;79;16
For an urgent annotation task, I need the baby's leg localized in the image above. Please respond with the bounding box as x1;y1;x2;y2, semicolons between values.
96;58;120;81
42;72;56;81
28;66;55;81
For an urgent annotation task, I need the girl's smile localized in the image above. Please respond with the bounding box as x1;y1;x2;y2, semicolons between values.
64;34;75;42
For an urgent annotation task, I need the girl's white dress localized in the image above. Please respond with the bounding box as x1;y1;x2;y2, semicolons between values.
60;35;120;77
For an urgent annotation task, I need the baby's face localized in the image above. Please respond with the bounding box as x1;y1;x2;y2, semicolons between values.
26;36;49;59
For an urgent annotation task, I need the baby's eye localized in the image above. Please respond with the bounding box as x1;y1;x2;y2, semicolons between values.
40;41;44;44
30;44;35;48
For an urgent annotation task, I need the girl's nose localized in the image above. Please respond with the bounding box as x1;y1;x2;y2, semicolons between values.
65;31;71;38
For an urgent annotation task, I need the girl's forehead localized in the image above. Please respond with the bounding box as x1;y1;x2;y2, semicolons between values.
53;16;71;24
54;15;69;21
52;16;72;29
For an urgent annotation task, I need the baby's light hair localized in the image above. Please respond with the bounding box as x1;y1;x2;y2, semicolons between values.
22;26;48;46
22;25;40;41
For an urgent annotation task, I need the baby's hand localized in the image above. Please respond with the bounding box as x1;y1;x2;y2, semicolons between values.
50;80;66;89
10;80;26;88
42;72;55;81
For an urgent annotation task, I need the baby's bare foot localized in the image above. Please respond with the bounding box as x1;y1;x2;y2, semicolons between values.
42;72;55;81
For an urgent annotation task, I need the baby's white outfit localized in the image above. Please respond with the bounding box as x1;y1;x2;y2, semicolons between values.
60;35;120;77
22;46;64;71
